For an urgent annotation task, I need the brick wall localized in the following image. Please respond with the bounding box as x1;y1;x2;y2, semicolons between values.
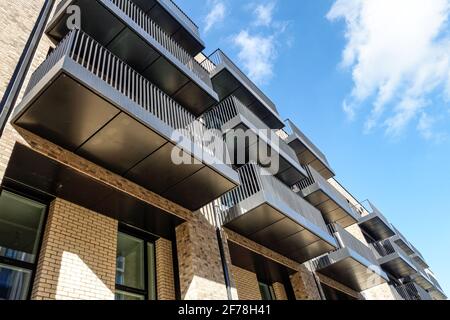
272;282;288;300
155;238;176;300
32;198;118;300
176;215;228;300
231;266;261;300
290;268;322;300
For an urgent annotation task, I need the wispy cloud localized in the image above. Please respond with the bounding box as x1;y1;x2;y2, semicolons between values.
204;1;227;33
232;1;291;85
328;0;450;139
254;2;276;27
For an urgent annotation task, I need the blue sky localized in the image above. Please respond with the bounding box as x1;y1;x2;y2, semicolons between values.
177;0;450;296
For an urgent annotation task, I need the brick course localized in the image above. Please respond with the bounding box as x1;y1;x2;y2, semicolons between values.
231;265;261;300
156;238;176;300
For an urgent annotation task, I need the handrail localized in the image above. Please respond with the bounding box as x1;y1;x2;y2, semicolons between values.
201;49;278;113
202;96;299;161
215;163;329;233
296;165;359;219
330;223;378;266
159;0;199;36
55;0;210;87
24;29;227;162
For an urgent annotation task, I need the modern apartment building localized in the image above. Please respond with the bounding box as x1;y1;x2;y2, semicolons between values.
0;0;446;301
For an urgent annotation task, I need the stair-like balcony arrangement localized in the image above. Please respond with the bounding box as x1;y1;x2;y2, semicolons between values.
12;29;239;211
311;223;388;292
357;201;395;242
130;0;205;55
394;282;432;301
201;49;285;129
424;270;447;300
48;0;217;115
409;244;429;270
215;163;337;263
390;226;415;256
294;165;360;227
283;120;335;179
371;239;419;279
201;96;308;186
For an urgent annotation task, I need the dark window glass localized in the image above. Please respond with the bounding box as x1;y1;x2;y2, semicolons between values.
115;231;156;300
0;264;31;300
259;282;275;300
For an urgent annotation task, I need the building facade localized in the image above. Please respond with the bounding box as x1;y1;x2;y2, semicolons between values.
0;0;446;301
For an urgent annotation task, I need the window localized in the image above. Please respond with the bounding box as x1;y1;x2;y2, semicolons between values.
259;282;275;300
0;190;46;300
115;230;156;300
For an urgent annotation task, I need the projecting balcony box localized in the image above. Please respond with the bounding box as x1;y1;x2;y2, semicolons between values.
11;30;239;211
295;166;360;228
425;271;447;300
47;0;217;115
409;245;429;270
202;96;308;186
394;282;432;301
201;50;285;129
284;120;335;180
311;224;388;292
358;201;395;242
390;226;415;255
215;163;337;263
371;239;418;279
130;0;205;55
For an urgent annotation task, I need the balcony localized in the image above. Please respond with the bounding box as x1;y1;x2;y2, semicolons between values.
311;223;388;292
215;163;337;263
371;239;418;279
201;50;285;129
425;270;447;300
394;282;432;300
12;30;239;211
357;201;395;242
201;96;307;186
283;120;335;179
130;0;205;55
390;226;415;255
295;166;360;227
48;0;217;115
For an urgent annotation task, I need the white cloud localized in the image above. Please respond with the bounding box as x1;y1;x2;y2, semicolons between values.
254;2;276;27
204;1;226;33
328;0;450;137
232;30;276;84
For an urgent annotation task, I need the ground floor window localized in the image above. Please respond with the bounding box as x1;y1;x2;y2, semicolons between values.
0;190;46;300
115;228;157;300
259;282;276;300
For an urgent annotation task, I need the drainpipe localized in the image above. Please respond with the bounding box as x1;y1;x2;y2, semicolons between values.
213;205;233;300
0;0;56;137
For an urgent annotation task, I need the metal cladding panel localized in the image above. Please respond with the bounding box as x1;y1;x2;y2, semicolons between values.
359;214;395;241
3;144;183;239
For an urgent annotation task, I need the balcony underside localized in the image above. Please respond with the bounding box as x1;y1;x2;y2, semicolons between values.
47;0;217;115
359;214;395;242
411;273;434;291
222;193;337;263
210;66;284;129
378;253;417;279
287;138;334;180
3;144;184;240
228;241;296;285
300;188;358;228
411;254;429;270
12;60;238;211
391;235;415;256
224;119;307;186
131;0;205;55
316;248;388;291
429;288;447;300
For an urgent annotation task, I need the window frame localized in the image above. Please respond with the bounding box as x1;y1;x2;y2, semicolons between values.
0;187;50;300
115;224;158;300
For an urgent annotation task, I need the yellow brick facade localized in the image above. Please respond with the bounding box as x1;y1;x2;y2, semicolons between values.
230;266;262;300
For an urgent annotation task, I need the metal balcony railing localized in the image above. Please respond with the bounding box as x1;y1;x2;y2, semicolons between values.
329;223;379;266
395;282;430;300
56;0;210;87
25;29;226;161
201;49;277;113
295;165;360;218
159;0;200;37
216;163;329;232
284;119;331;168
202;96;299;161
